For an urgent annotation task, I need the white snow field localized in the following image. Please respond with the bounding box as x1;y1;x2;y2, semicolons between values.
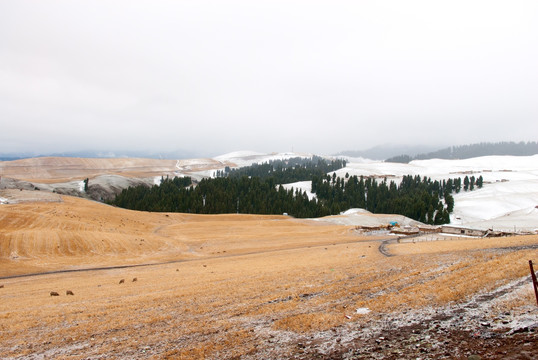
214;151;312;169
244;153;538;232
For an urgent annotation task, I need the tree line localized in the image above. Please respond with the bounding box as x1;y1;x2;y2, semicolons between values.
311;174;482;224
216;156;346;183
385;141;538;163
110;176;327;218
109;157;483;224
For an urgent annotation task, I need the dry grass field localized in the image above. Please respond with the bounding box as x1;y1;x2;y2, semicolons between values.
0;157;177;182
0;157;237;183
1;191;537;359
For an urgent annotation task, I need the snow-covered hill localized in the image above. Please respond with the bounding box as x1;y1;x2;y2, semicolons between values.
214;151;313;168
279;154;538;232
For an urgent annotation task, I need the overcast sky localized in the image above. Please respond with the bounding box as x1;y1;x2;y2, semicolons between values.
1;1;537;157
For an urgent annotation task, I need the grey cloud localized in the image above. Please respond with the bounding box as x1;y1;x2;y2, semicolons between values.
1;1;537;156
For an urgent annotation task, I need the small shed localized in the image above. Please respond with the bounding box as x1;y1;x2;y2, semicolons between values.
417;224;442;233
391;227;420;235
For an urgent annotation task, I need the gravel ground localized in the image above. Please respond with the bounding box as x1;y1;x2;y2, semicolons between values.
245;276;538;360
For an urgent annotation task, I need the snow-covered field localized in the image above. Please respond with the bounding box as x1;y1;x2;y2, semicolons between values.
257;153;538;232
214;150;313;168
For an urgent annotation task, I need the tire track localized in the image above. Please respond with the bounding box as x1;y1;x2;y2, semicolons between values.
0;237;382;280
378;236;538;257
378;234;422;257
4;237;536;280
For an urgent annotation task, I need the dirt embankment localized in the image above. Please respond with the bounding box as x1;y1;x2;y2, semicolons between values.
0;157;178;181
0;156;237;201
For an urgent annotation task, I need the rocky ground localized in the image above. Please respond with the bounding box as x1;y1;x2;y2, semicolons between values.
0;175;154;202
244;276;538;360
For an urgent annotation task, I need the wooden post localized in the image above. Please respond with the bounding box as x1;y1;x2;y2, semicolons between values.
530;260;538;307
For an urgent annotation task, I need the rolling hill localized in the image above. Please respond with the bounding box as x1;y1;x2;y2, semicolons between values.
1;153;537;358
2;152;538;231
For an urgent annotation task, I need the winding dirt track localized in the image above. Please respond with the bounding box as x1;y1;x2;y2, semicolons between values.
378;236;538;257
0;237;384;280
378;238;397;257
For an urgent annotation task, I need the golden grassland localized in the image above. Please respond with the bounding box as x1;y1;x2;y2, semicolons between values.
0;194;537;359
0;194;365;276
0;157;176;182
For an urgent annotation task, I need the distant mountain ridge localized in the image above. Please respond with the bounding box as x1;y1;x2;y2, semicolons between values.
385;141;538;163
336;144;440;160
0;149;202;161
3;141;537;163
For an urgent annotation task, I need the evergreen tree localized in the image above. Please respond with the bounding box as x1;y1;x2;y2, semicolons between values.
110;166;482;225
476;175;483;188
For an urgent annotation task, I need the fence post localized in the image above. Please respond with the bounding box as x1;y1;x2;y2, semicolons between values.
530;260;538;307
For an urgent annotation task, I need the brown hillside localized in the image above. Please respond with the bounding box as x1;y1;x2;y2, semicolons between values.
0;194;537;358
0;156;234;182
0;192;361;277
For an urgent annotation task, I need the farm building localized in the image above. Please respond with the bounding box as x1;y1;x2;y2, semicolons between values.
391;227;420;235
417;224;442;233
440;226;488;237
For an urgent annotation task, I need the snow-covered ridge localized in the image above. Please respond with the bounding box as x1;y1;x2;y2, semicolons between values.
271;154;538;232
213;150;267;161
213;151;314;169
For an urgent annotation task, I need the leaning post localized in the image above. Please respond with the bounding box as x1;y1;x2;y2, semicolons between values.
529;260;538;307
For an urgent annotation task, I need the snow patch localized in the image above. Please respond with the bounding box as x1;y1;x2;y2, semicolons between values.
341;208;371;215
281;181;316;200
214;151;314;169
336;155;538;231
214;150;267;161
